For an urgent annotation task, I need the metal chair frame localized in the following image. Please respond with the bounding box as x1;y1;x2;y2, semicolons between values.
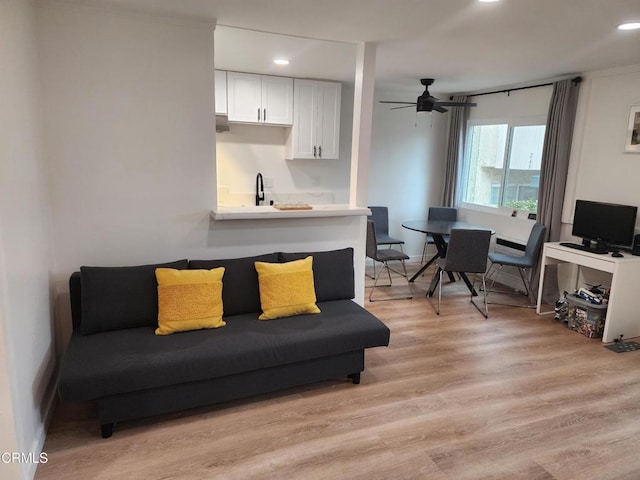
427;229;491;317
366;220;413;302
485;223;546;308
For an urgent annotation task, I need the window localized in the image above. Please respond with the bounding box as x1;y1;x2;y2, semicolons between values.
461;122;546;212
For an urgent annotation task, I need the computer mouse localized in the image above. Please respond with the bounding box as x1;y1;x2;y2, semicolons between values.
612;252;624;258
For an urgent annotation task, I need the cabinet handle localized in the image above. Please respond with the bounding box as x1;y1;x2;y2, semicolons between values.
318;146;322;158
313;146;317;157
263;109;266;122
258;108;261;121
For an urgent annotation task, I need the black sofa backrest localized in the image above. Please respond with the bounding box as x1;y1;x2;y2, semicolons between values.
188;252;279;317
69;248;355;334
278;248;354;302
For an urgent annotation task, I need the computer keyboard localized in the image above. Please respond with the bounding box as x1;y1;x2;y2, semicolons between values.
559;242;608;254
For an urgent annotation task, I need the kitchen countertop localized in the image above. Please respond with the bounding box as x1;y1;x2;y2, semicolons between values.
212;204;371;220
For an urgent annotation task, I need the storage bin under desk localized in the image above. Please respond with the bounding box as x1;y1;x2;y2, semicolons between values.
536;242;640;343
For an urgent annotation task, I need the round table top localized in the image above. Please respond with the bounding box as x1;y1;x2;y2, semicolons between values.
401;220;495;235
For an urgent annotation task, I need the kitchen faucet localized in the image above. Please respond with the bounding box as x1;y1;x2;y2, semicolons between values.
255;173;265;206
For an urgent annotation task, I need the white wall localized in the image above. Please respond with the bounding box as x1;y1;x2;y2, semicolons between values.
564;65;640;227
368;88;449;260
216;84;353;206
0;1;55;479
38;2;369;351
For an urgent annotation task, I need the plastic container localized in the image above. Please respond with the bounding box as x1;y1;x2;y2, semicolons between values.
566;293;607;338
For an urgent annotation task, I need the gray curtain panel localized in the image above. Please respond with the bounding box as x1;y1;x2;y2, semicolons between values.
529;78;581;304
442;95;469;207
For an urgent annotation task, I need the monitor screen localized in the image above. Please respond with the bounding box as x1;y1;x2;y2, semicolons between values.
572;200;637;248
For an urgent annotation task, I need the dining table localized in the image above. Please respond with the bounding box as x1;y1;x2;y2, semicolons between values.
402;220;495;297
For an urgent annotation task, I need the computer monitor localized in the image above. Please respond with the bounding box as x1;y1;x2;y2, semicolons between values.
572;200;638;249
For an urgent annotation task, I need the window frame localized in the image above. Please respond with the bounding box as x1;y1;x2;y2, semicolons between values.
458;115;547;215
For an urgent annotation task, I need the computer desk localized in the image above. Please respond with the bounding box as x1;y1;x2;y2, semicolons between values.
536;242;640;342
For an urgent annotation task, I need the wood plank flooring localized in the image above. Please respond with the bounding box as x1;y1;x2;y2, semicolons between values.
36;263;640;480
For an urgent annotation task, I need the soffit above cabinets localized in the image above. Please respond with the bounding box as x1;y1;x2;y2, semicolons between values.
214;25;357;85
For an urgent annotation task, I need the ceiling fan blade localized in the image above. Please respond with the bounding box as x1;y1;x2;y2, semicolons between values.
390;105;416;110
435;102;478;108
433;105;448;113
379;101;416;104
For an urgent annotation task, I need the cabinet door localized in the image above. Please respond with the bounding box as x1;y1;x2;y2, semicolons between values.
261;75;293;125
214;70;227;115
316;81;341;159
227;72;261;123
288;79;319;159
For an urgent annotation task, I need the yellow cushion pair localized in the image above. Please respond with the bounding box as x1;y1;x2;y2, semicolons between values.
155;267;226;335
155;256;320;334
255;256;320;320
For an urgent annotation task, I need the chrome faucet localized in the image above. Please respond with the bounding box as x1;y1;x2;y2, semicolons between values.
255;173;265;206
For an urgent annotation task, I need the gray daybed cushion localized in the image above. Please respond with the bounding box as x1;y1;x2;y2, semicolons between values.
58;299;390;401
79;259;188;335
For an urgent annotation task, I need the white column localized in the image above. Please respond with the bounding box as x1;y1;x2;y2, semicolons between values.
349;42;377;208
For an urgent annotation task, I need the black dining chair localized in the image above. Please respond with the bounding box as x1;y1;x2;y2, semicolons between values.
485;223;546;307
368;206;405;278
428;228;491;317
422;206;457;263
366;220;412;302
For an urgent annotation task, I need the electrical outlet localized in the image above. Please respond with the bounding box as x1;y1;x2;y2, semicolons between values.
311;176;321;186
264;177;274;188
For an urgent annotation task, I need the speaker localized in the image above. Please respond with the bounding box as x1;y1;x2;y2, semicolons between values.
632;234;640;256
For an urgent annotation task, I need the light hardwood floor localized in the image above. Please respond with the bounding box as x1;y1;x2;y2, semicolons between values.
36;263;640;480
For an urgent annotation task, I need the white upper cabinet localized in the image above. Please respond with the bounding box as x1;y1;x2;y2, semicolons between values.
286;79;341;160
226;72;293;125
214;70;227;115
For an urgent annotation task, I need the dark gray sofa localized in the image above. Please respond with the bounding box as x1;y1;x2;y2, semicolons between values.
58;248;390;438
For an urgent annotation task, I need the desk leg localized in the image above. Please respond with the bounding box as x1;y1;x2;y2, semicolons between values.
536;257;546;314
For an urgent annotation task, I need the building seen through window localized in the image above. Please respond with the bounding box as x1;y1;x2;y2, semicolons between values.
462;123;545;212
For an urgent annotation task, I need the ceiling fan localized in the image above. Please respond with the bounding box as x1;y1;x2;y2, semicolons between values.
379;78;477;113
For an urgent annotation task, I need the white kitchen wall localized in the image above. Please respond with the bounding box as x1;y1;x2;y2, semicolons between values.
0;1;54;479
216;84;353;206
368;88;449;260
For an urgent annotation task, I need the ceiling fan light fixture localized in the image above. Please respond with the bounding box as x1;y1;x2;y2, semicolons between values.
618;22;640;30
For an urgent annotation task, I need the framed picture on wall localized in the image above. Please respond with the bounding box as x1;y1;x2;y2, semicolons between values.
624;105;640;153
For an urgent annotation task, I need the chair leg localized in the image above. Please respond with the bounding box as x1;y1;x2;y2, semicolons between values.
437;269;443;314
470;274;489;318
369;260;412;302
517;267;530;296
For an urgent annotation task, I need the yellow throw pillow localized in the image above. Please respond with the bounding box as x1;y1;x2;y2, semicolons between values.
254;256;321;320
155;267;226;335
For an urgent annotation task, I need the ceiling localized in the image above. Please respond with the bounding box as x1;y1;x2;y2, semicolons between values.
75;0;640;95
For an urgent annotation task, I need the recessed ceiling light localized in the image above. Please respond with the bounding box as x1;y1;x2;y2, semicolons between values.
618;22;640;30
478;0;500;3
273;59;290;65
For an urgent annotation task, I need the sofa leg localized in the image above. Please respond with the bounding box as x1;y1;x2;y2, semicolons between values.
101;423;114;438
348;372;361;385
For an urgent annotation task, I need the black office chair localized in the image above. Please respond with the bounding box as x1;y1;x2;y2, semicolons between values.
368;206;405;278
366;220;412;302
422;207;457;264
485;223;546;307
428;229;491;317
